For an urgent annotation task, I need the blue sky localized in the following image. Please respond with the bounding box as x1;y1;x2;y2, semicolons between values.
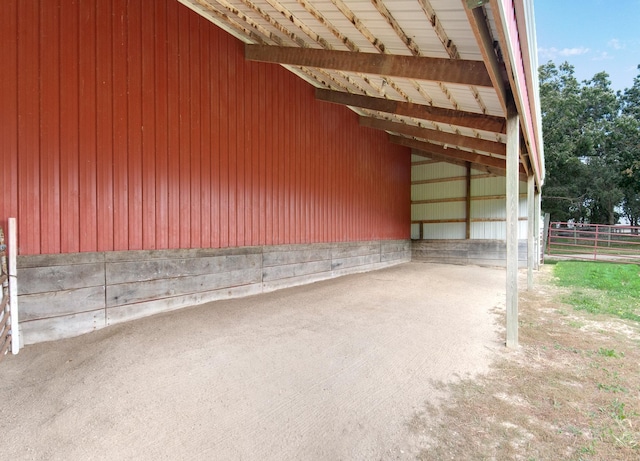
534;0;640;92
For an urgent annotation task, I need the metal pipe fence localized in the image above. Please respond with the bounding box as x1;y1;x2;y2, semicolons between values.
546;222;640;264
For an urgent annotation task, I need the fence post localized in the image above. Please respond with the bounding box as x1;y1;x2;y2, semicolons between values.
8;218;18;355
593;224;599;261
542;213;550;259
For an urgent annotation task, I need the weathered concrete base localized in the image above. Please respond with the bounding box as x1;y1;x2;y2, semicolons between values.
412;239;526;267
18;240;410;345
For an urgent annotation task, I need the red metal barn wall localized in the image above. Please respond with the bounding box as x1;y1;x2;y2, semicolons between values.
0;0;410;257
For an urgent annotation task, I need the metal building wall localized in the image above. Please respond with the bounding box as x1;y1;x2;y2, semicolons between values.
0;0;410;256
411;155;527;239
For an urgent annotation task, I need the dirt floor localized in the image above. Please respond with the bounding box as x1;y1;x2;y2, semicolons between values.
1;262;507;460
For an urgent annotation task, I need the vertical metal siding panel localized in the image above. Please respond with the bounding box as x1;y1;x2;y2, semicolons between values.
302;86;309;243
258;63;267;244
243;65;257;245
141;0;156;249
210;38;220;250
189;15;201;249
316;101;322;242
127;0;143;250
265;65;275;246
226;40;238;249
39;2;61;254
267;65;275;245
78;0;98;252
17;1;41;255
281;67;290;243
295;80;302;244
249;63;259;246
112;0;128;251
199;22;211;249
277;67;287;244
234;38;245;247
309;93;317;242
166;0;180;249
0;0;19;235
209;21;220;248
59;0;80;254
218;34;229;248
96;0;114;251
178;8;191;248
154;0;169;249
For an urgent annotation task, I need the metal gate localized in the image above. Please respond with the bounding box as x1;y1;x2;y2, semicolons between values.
0;218;19;361
546;221;640;264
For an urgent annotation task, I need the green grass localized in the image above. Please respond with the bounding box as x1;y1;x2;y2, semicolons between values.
552;261;640;322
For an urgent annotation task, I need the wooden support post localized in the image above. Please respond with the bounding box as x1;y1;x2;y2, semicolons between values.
527;175;535;290
535;190;541;269
466;163;472;239
542;212;550;259
506;100;519;348
8;217;19;354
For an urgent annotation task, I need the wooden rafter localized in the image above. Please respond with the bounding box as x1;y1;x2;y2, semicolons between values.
390;135;526;178
316;89;506;133
245;45;493;87
464;3;508;113
359;117;506;156
418;0;458;58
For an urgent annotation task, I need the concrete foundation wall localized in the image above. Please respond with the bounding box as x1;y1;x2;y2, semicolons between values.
412;239;526;267
18;240;410;345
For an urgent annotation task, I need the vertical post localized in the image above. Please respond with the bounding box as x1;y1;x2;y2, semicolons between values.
542;213;550;258
8;217;19;354
527;175;535;290
535;191;541;269
506;100;519;348
465;163;471;239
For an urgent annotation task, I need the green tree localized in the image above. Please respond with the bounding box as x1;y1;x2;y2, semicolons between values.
618;68;640;225
539;62;590;222
539;62;640;225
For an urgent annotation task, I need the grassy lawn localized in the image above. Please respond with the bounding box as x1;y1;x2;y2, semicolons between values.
413;262;640;460
553;261;640;322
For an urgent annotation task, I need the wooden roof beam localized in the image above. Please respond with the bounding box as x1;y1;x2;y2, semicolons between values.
245;45;493;87
317;89;506;134
360;117;505;156
391;135;526;179
464;3;508;114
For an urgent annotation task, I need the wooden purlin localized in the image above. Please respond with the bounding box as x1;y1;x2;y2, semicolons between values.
328;0;429;105
391;135;527;178
234;0;381;97
193;0;268;45
371;0;464;114
359;108;440;132
418;0;487;116
359;116;506;156
316;89;506;133
291;0;410;99
370;0;421;56
418;0;458;57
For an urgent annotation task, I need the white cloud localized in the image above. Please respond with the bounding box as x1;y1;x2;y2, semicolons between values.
538;46;590;60
559;47;590;57
608;39;623;50
593;51;614;61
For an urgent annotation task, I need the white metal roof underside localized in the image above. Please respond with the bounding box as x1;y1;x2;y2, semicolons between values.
177;0;542;183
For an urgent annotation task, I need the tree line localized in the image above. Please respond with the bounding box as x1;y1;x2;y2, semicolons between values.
540;62;640;225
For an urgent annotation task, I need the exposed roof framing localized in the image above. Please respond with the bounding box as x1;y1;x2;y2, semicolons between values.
245;45;493;87
316;89;506;134
359;117;506;156
178;0;544;183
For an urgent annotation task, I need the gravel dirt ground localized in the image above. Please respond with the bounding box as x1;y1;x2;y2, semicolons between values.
1;262;507;460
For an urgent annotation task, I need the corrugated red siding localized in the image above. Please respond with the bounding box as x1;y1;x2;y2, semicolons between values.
0;0;410;256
